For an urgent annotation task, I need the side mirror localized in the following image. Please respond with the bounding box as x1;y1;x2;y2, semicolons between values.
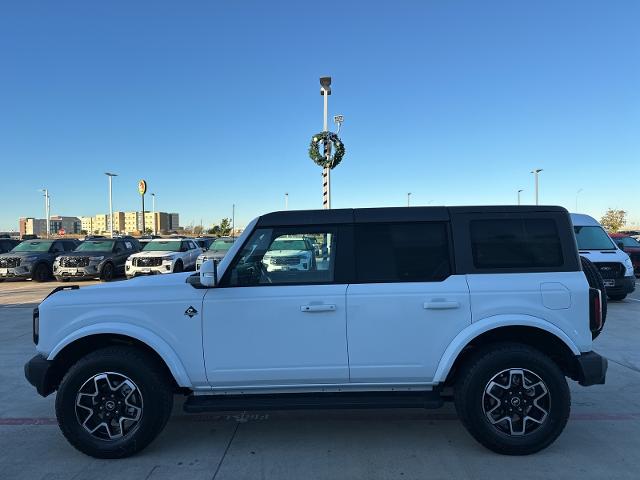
200;259;218;288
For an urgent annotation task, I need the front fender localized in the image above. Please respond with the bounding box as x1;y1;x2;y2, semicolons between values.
47;322;193;387
432;314;580;384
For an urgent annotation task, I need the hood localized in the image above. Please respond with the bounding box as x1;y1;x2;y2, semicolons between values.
200;250;227;259
129;250;177;258
0;251;49;258
264;249;309;257
59;251;112;257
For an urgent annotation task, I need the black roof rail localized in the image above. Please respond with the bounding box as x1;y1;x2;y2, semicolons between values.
44;285;80;301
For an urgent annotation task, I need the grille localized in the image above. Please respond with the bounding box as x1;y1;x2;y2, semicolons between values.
60;256;90;267
0;257;20;268
134;257;163;267
271;256;301;266
595;262;625;279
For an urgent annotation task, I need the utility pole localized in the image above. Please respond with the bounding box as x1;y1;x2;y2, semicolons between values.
407;192;412;207
232;204;235;239
151;193;156;235
285;192;289;210
105;173;117;238
575;188;583;212
40;189;50;238
517;189;524;206
531;169;543;205
320;77;331;209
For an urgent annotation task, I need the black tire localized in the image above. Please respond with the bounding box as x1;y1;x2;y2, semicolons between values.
608;294;627;301
55;346;174;459
454;343;570;456
32;262;51;282
172;260;183;273
100;262;115;282
580;256;607;338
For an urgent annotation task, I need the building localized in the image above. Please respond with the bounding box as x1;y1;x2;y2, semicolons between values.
21;218;47;236
92;214;108;234
80;216;94;234
169;213;180;231
49;216;81;235
19;216;80;236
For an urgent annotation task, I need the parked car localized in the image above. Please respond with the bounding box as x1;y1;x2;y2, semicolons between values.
261;236;316;272
0;239;78;282
0;238;20;254
25;206;607;458
610;233;640;277
195;236;236;270
193;237;216;251
54;238;141;282
571;213;635;300
125;238;202;278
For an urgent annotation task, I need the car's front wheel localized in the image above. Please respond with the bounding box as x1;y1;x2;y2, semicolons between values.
454;343;570;455
32;262;51;282
55;346;173;458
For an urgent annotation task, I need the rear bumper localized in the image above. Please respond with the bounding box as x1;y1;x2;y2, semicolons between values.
575;351;608;386
24;354;58;397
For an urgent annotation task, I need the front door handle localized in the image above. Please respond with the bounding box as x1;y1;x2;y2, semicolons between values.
301;304;336;313
423;300;460;310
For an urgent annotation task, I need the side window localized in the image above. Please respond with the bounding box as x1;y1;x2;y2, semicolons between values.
190;241;197;250
114;242;125;253
124;241;133;250
64;241;76;251
355;222;451;283
225;228;337;286
470;219;563;269
51;242;64;253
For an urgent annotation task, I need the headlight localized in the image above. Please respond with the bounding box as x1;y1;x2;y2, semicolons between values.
163;256;175;263
624;258;634;274
89;256;105;261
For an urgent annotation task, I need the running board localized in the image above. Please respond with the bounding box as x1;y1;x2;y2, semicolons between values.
183;391;444;413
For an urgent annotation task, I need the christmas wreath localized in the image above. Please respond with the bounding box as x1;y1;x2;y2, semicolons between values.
308;131;345;169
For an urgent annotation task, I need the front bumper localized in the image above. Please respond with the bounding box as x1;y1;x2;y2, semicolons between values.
0;265;32;279
126;264;172;278
54;265;101;280
575;351;608;386
24;354;58;397
604;276;635;296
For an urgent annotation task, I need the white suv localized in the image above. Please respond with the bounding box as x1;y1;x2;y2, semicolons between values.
25;206;607;458
125;238;202;278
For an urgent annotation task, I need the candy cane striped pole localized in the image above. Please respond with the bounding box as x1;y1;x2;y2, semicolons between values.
321;83;331;209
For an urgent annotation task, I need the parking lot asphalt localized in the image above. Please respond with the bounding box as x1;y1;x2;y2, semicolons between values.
0;280;639;480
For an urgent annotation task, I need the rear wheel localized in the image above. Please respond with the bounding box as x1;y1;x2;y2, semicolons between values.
33;263;51;282
608;294;627;301
454;343;570;455
580;256;607;338
55;346;173;459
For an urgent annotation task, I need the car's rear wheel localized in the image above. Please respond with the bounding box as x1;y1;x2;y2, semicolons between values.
454;343;570;455
608;293;627;301
55;346;173;459
33;263;51;282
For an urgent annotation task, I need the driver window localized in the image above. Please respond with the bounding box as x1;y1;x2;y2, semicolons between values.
226;228;337;287
51;242;64;253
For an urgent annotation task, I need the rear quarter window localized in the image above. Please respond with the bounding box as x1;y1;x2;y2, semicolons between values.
470;219;563;269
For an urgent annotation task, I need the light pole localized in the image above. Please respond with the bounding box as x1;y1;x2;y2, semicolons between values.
285;193;289;210
40;189;50;238
151;193;156;235
232;204;235;239
104;172;118;238
575;188;583;212
407;192;412;207
320;76;331;209
531;169;543;205
517;189;524;206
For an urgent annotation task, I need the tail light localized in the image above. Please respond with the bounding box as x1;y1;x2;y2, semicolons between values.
33;307;39;345
589;288;603;334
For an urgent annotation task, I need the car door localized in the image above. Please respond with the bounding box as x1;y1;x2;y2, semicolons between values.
346;220;471;384
50;241;65;263
112;241;129;273
201;225;350;387
188;240;200;267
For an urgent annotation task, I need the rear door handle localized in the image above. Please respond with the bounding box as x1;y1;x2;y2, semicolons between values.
423;300;460;310
301;304;336;313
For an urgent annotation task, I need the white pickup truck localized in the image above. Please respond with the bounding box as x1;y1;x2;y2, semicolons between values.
25;206;607;458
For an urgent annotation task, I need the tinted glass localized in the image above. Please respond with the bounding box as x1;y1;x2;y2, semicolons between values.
76;240;115;252
355;222;450;282
12;240;54;252
227;229;336;286
573;226;616;250
471;219;563;269
143;240;182;251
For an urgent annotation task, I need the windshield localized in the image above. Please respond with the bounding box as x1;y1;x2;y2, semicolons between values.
11;240;54;252
269;239;308;251
211;239;233;251
574;226;616;250
75;240;115;252
143;240;182;252
618;236;640;248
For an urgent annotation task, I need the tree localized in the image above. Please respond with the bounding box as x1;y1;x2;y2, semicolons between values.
600;209;627;232
208;218;232;236
193;225;203;235
80;230;88;236
144;228;153;235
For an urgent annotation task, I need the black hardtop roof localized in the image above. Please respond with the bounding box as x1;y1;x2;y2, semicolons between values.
256;206;569;227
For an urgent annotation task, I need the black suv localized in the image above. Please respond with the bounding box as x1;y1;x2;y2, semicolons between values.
0;238;21;254
54;238;141;281
0;239;79;282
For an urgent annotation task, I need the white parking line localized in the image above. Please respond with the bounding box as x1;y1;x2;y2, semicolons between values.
627;298;640;303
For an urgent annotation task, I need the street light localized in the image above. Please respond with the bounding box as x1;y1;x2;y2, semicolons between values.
531;169;543;205
517;189;524;206
40;189;50;238
151;193;156;235
407;192;412;207
575;188;583;212
104;172;118;238
284;193;289;210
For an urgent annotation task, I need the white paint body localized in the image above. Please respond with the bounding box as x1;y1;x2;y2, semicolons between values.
36;217;593;393
125;239;202;277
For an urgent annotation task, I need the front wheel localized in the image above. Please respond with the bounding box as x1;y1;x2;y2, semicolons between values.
32;263;51;282
55;346;173;458
172;260;183;273
454;343;570;455
100;262;115;282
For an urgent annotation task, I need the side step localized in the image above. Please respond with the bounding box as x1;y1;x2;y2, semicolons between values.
183;391;443;413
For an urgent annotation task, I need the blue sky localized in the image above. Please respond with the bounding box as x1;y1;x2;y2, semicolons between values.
1;0;638;231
